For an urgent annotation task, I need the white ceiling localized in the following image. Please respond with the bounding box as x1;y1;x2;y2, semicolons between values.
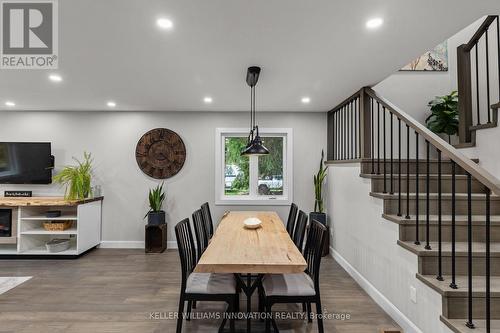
1;0;499;112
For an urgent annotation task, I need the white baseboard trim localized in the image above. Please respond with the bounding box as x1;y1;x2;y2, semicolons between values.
98;241;178;249
99;241;144;248
330;246;423;333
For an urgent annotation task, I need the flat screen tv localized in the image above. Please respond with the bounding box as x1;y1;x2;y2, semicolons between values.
0;142;53;184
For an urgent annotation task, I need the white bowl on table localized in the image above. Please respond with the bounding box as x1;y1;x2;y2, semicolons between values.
243;217;262;229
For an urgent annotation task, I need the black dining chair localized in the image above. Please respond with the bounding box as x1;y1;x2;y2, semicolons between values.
262;219;328;333
292;210;308;251
192;209;209;261
201;202;214;239
286;203;298;237
175;218;238;333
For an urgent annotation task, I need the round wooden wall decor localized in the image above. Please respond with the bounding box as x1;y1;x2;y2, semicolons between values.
135;128;186;179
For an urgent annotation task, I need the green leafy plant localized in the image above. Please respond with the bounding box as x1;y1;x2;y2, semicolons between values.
145;183;165;218
425;91;459;143
53;152;93;200
313;150;327;213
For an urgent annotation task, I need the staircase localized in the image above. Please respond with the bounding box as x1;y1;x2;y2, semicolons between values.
326;87;500;333
360;159;500;333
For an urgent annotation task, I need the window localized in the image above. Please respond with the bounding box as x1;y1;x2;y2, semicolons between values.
215;128;293;205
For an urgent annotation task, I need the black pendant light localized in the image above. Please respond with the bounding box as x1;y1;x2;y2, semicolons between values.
241;66;270;156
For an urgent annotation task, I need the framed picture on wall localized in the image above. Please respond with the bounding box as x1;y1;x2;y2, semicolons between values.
400;42;448;71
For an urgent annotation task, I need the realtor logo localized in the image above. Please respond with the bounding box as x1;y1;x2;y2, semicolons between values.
1;0;58;69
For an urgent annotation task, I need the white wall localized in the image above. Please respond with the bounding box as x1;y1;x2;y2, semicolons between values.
327;164;453;333
0;111;326;246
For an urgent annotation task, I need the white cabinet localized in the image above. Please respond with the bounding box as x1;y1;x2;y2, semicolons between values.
0;197;102;257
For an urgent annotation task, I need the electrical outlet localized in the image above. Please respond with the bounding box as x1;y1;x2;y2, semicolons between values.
410;286;417;304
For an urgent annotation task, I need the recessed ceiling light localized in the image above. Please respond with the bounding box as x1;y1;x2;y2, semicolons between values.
366;18;383;29
157;18;173;30
107;101;116;108
48;74;62;82
5;101;15;107
203;96;213;104
301;97;311;104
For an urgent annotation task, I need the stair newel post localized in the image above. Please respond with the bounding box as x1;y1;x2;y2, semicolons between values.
405;125;411;220
390;112;394;194
486;187;491;333
436;150;444;281
383;107;387;193
414;132;420;245
465;172;475;329
397;118;402;217
457;44;473;144
425;140;431;250
450;161;458;289
359;88;372;162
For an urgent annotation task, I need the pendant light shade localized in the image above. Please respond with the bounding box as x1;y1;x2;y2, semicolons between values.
241;66;269;157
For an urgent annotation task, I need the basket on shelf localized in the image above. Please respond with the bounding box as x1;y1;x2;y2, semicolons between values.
43;221;73;231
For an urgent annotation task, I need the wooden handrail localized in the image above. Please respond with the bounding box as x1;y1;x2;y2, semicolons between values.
330;89;362;112
365;87;500;195
463;15;498;52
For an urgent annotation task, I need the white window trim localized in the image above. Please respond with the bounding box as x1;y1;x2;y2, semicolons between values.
215;128;293;206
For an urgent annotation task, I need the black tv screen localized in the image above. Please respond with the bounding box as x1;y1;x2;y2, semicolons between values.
0;143;53;184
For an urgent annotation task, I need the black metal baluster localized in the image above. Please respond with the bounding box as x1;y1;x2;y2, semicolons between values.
450;161;458;289
371;99;375;174
334;111;337;160
465;172;475;329
377;102;381;174
350;101;353;159
486;28;491;123
354;99;358;158
405;125;410;219
390;112;394;194
398;118;402;216
342;106;345;160
358;98;361;158
425;141;431;250
437;150;443;281
475;44;481;125
415;132;420;245
383;107;387;193
486;187;491;333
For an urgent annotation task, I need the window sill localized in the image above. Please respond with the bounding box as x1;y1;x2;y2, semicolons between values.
215;198;292;206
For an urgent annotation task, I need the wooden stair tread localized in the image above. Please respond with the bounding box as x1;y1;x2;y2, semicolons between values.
441;316;500;333
383;213;500;224
371;192;498;200
397;240;500;256
417;274;500;297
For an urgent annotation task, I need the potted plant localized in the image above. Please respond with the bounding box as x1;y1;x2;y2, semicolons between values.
53;152;93;200
145;183;166;225
310;150;328;256
425;91;459;144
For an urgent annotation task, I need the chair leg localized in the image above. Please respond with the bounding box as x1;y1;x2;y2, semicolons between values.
302;302;306;312
306;302;312;323
186;301;192;321
235;292;240;313
230;298;236;333
316;299;324;333
176;297;185;333
192;300;197;309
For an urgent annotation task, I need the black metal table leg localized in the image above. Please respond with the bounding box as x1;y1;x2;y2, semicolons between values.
234;273;264;333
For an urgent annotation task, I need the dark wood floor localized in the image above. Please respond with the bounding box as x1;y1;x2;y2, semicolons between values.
0;249;400;332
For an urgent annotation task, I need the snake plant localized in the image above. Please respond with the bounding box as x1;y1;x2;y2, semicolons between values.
313;150;327;213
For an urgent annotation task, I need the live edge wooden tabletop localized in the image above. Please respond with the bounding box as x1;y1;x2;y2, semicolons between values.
194;211;307;274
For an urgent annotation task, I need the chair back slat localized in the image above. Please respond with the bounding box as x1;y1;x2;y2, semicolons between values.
292;210;308;251
201;202;214;239
175;218;197;290
303;219;328;292
286;203;298;237
192;209;209;260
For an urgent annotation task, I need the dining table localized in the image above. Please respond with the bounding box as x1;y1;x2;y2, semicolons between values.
195;210;307;332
